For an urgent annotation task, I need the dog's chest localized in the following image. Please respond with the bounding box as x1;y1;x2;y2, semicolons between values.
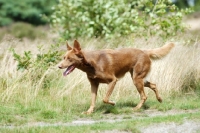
87;70;113;83
87;73;97;79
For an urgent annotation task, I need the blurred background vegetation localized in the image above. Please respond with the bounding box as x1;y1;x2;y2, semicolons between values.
0;0;57;40
0;0;57;26
0;0;199;40
0;0;199;26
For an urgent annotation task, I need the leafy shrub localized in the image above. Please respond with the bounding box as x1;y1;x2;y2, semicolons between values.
12;43;62;89
194;1;200;11
0;0;57;26
12;43;61;71
173;0;190;8
173;0;200;11
51;0;192;39
12;50;32;71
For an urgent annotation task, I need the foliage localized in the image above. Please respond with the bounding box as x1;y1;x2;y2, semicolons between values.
0;0;57;26
12;43;61;71
193;0;200;11
174;0;200;11
174;0;192;8
12;50;32;71
51;0;192;39
11;43;62;90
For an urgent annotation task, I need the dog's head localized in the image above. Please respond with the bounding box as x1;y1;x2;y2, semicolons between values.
58;40;83;76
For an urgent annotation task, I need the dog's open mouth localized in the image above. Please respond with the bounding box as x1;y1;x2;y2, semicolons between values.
63;65;76;76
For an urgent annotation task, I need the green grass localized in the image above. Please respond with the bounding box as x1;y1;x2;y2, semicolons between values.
0;111;199;133
0;90;200;126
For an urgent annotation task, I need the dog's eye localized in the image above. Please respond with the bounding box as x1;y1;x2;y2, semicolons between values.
67;57;72;62
63;57;66;60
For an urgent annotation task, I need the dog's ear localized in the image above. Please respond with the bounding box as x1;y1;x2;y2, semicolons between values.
66;41;72;51
73;40;81;53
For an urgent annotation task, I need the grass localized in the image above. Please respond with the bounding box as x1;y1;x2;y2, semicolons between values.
0;111;200;133
0;24;200;132
0;74;199;125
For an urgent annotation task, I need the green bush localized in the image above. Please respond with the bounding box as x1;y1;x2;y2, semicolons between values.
12;43;61;71
51;0;192;39
12;42;62;89
173;0;200;11
194;0;200;11
0;0;57;26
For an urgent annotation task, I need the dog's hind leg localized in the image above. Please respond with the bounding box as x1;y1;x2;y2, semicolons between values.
144;80;162;103
132;77;147;110
103;76;118;106
131;64;149;110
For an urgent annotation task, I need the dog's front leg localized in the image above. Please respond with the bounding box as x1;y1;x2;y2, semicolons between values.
103;77;118;105
84;79;99;114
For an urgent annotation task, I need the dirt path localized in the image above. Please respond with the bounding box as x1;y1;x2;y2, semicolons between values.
1;109;200;132
140;120;200;133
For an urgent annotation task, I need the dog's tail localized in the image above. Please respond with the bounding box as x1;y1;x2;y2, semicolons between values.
144;43;175;59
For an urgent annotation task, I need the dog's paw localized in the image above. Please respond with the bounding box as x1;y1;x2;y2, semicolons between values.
103;99;116;106
110;100;116;106
132;107;140;112
157;97;162;103
82;111;93;115
82;108;94;114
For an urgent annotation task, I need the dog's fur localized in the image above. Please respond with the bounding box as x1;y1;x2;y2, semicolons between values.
58;40;174;114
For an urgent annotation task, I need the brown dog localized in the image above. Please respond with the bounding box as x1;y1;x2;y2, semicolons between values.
58;40;174;114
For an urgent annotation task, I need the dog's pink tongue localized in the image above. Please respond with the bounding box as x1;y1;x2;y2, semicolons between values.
63;65;76;76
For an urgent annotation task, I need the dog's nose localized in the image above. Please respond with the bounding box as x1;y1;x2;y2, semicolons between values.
58;66;62;69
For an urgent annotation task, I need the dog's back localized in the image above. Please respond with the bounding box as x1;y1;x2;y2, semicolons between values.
82;48;150;78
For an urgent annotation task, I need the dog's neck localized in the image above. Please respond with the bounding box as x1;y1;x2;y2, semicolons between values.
76;51;93;68
75;54;96;77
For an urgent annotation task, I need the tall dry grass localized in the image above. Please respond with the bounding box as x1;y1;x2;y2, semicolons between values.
148;44;200;94
0;36;200;105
